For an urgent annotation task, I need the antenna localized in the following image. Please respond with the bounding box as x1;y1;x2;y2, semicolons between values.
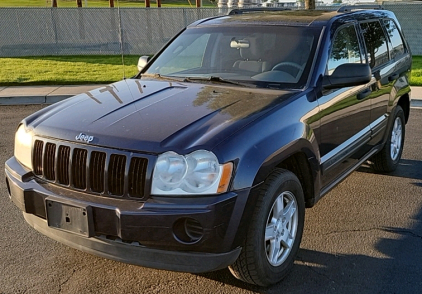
117;0;126;79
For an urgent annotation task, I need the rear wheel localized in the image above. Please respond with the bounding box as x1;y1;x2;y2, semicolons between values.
229;169;305;286
371;105;405;173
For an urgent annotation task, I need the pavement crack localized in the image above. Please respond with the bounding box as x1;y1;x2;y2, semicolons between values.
325;227;422;241
296;256;336;284
325;227;380;235
58;268;77;293
382;227;422;240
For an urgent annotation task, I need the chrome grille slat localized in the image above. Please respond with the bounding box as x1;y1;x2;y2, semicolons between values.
57;145;70;185
108;154;126;196
31;139;148;199
33;140;44;175
90;151;106;193
128;157;147;198
72;148;87;190
44;142;56;181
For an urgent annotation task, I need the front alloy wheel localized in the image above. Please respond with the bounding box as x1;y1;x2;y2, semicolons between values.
265;191;298;266
229;169;305;286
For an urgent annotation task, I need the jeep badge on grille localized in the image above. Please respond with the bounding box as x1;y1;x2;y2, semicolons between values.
75;133;94;143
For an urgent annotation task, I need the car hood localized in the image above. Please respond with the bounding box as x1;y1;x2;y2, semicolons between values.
25;79;297;154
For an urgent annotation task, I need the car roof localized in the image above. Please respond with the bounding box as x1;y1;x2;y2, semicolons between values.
189;8;396;29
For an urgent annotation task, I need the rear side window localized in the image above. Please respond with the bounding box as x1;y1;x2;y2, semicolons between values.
383;19;406;60
327;24;362;74
360;21;389;68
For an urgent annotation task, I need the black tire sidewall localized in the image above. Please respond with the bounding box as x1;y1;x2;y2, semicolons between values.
249;170;305;286
386;105;405;167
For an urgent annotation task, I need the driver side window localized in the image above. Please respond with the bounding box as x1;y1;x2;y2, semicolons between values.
327;24;362;74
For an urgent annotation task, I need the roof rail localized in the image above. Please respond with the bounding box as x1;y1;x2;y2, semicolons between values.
337;5;383;13
228;8;291;15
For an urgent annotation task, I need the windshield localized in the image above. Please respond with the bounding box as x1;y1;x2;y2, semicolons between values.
144;25;321;89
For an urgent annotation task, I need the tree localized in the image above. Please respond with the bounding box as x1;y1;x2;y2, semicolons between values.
76;0;82;7
305;0;315;10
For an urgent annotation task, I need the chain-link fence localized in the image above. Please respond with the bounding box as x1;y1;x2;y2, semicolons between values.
0;3;421;57
0;8;223;56
382;2;422;56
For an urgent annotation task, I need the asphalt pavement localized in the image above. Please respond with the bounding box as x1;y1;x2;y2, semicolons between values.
0;84;422;107
1;105;421;293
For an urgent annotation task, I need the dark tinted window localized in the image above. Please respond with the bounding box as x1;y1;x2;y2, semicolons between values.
360;21;389;68
328;24;362;74
384;19;406;60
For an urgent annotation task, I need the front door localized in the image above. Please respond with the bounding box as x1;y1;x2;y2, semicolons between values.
317;23;372;189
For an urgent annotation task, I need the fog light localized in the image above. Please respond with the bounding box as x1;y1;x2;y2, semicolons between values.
173;217;203;244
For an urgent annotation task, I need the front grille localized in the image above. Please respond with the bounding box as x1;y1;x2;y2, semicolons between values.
33;139;148;199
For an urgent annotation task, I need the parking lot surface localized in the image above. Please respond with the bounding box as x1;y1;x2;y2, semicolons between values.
1;105;421;294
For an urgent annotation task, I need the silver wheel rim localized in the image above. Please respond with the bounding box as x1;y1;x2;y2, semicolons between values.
390;117;403;161
265;191;298;266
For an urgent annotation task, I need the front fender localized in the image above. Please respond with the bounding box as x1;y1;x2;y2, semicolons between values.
214;92;321;192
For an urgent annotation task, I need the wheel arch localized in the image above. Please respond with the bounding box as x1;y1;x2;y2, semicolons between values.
228;136;321;251
250;136;321;208
275;151;317;208
397;93;410;124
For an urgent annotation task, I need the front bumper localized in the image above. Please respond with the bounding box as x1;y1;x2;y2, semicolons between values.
5;156;255;273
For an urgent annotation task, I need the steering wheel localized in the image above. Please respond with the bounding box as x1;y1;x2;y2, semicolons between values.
272;62;304;71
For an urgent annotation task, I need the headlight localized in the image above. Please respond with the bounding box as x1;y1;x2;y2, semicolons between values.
14;124;33;170
152;150;233;195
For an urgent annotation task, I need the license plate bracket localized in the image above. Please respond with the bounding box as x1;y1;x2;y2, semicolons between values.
45;198;94;237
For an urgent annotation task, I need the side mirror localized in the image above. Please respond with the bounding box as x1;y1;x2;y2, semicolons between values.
137;56;150;72
323;63;372;89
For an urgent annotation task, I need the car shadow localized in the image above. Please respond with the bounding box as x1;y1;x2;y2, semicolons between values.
358;158;422;181
197;205;422;293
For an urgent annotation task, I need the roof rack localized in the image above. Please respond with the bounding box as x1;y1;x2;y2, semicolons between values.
337;5;383;13
228;8;291;15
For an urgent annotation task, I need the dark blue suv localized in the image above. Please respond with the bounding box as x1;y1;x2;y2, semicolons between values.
6;6;412;286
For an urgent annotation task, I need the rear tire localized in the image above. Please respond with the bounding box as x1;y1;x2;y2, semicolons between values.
371;105;405;173
228;169;305;286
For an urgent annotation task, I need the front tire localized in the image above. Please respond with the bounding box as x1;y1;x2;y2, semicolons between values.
371;105;405;173
229;169;305;286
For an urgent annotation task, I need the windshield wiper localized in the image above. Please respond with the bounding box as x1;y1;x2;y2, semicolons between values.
183;76;253;87
140;73;186;82
142;74;253;87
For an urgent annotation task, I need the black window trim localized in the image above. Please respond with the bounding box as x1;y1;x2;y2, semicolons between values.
382;18;408;61
326;21;363;76
358;19;390;71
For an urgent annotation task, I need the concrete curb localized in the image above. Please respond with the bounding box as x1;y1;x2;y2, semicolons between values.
0;84;422;107
0;85;106;105
412;99;422;108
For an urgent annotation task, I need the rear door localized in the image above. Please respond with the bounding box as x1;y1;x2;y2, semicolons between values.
360;19;411;146
358;20;393;146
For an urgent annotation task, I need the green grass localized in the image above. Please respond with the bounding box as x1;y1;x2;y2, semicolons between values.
411;56;422;86
0;55;140;86
0;55;421;86
0;0;217;8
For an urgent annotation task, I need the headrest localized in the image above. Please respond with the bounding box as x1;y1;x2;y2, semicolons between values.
240;37;262;60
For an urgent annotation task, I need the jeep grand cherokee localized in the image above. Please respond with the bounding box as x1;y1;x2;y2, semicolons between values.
5;6;412;286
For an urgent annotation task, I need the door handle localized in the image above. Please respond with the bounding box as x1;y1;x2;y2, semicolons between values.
357;88;371;100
